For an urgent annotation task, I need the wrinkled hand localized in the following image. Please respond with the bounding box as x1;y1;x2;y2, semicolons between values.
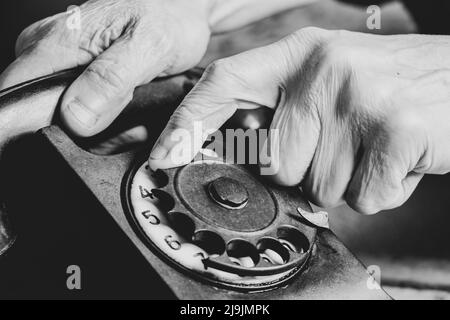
150;27;450;214
0;0;212;137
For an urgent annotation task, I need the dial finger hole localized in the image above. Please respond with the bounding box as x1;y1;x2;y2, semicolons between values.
192;230;226;258
178;243;209;270
226;240;259;268
277;226;310;254
167;212;196;241
257;238;290;265
148;169;169;188
151;190;175;212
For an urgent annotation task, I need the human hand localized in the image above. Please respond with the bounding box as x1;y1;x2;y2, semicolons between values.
0;0;213;137
149;27;450;214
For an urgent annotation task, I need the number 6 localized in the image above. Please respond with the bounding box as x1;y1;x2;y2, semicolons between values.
165;235;181;250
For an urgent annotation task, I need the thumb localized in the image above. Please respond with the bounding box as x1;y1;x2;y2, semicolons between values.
60;40;165;137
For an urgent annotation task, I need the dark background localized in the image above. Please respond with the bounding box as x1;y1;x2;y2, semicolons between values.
0;0;82;72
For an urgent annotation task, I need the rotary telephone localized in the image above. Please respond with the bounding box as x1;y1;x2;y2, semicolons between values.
0;68;389;299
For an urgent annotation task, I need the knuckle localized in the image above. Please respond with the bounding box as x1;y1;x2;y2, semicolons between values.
205;58;235;79
79;7;142;57
304;182;342;209
345;193;379;215
287;27;330;59
291;26;328;42
310;194;341;209
350;201;379;215
16;17;60;55
319;40;353;70
85;61;126;93
16;24;37;51
314;30;365;71
71;1;146;59
346;180;401;215
204;57;249;92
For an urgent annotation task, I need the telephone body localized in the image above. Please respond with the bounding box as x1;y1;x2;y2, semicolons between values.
0;69;389;299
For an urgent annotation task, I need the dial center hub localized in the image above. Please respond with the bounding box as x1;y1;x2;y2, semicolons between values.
175;161;276;232
208;177;249;210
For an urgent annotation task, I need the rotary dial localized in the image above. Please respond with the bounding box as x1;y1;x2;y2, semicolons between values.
127;152;317;291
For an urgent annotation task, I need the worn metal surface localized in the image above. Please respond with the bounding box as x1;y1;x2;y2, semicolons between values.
208;177;249;209
0;69;82;256
0;68;201;257
0;68;390;299
36;126;390;299
148;156;316;290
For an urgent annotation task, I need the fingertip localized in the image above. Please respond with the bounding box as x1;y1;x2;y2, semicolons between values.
148;131;175;165
149;143;168;161
148;135;201;171
148;158;163;172
60;81;133;137
264;171;302;187
147;152;191;172
346;198;380;216
60;98;99;137
148;138;178;171
259;149;303;187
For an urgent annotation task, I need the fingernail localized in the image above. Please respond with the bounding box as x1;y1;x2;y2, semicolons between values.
66;99;97;128
150;144;168;160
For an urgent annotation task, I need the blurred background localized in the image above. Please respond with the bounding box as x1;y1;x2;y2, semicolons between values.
1;0;449;299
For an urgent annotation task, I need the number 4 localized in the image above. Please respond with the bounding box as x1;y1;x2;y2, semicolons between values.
139;185;155;199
